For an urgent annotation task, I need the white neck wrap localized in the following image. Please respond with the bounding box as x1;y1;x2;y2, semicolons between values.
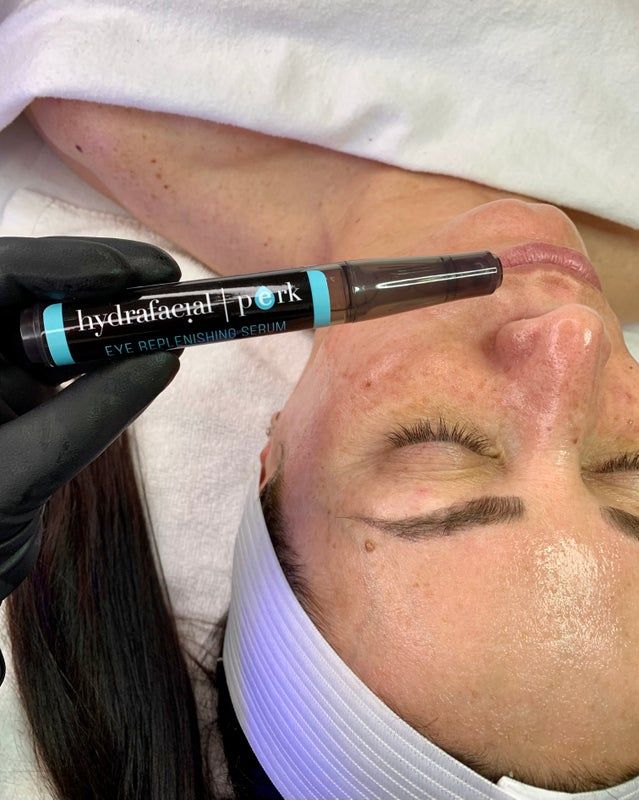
222;463;639;800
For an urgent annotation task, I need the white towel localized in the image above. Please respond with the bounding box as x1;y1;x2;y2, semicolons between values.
0;1;638;230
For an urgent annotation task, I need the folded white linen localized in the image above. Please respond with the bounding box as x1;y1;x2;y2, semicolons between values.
0;1;638;229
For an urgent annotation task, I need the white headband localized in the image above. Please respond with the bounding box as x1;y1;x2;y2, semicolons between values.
223;463;639;800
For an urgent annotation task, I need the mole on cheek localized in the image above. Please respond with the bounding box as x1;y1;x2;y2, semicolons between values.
364;539;376;552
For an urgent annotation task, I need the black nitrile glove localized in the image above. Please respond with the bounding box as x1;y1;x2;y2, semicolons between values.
0;236;184;686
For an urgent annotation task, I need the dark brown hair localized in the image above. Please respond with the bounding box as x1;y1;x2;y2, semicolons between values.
5;430;301;799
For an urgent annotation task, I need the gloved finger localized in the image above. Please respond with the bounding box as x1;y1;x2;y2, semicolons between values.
65;237;181;287
14;360;107;388
0;514;42;602
0;351;180;527
0;394;18;425
0;345;186;389
0;353;53;415
21;347;186;387
0;236;180;306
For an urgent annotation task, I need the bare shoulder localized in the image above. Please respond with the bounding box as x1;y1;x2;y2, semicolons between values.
26;98;368;276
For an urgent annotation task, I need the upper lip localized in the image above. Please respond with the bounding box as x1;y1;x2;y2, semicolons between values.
495;241;602;290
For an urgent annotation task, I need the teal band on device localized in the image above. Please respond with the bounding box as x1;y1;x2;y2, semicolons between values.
306;269;331;327
43;303;75;366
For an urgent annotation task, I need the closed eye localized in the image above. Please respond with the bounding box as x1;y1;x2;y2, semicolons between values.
593;451;639;474
384;415;639;475
384;416;496;457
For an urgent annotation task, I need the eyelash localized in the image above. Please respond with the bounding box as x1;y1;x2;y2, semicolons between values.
386;416;495;456
387;418;639;474
597;452;639;473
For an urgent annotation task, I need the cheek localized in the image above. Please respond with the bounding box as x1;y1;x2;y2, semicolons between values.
352;537;512;675
306;534;527;761
314;531;639;748
315;533;514;703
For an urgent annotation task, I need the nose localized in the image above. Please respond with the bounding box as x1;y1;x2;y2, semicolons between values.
492;304;612;447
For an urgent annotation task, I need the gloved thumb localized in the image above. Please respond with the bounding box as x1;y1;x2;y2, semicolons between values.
0;351;179;527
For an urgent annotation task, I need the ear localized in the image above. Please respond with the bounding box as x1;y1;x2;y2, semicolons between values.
259;440;273;492
260;411;281;490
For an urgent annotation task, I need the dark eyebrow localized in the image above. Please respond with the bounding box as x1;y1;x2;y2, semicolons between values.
339;496;639;541
339;496;524;540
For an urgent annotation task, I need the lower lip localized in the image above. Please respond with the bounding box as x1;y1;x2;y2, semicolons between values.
498;242;602;291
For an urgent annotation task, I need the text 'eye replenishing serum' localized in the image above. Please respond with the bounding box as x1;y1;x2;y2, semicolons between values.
19;251;502;368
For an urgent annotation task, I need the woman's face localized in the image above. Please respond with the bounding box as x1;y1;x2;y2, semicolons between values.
262;199;639;785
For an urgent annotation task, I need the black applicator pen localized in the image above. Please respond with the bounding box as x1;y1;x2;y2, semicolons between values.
18;251;502;368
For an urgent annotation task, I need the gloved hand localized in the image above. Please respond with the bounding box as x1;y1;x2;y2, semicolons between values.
0;236;183;686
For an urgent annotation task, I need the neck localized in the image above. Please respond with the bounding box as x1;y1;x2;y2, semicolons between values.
325;168;524;261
